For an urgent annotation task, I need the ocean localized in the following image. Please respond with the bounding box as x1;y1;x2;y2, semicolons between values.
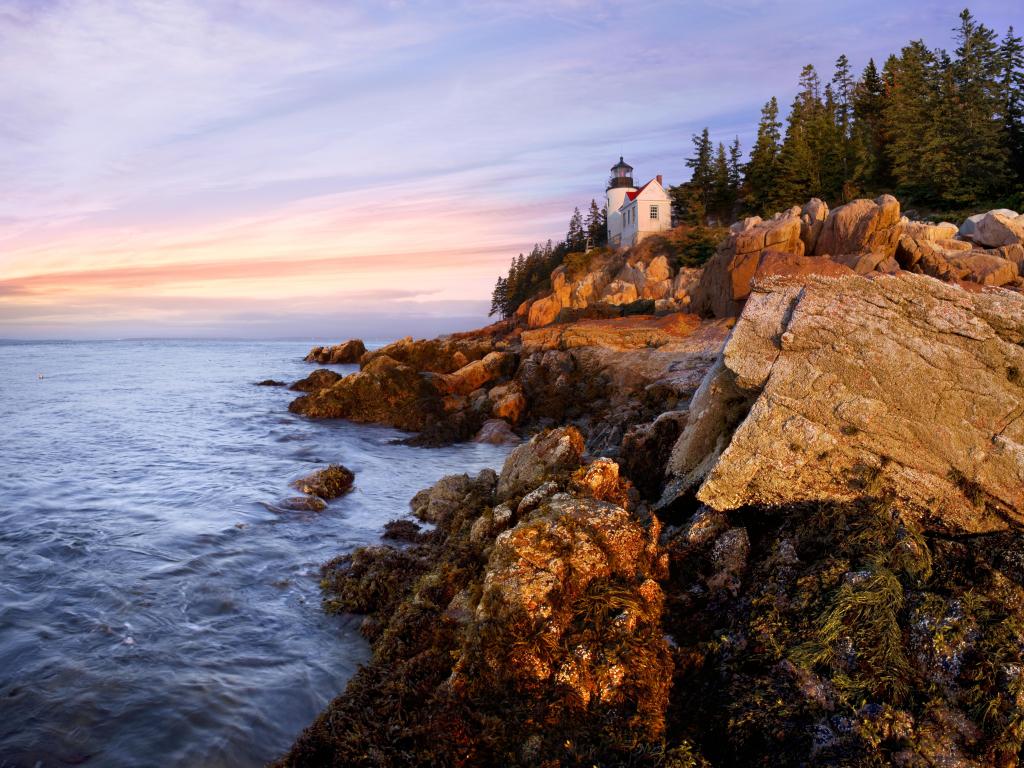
0;340;511;767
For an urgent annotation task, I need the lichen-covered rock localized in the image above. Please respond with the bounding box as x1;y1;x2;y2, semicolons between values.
291;464;355;499
495;426;585;502
289;368;342;393
288;354;442;430
665;271;1024;533
813;194;902;258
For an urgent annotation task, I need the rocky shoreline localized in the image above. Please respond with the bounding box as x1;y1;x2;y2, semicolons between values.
274;199;1024;767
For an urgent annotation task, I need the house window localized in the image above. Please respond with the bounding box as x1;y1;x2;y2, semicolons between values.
649;205;659;220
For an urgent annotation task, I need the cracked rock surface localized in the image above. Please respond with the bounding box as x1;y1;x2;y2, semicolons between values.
666;271;1024;533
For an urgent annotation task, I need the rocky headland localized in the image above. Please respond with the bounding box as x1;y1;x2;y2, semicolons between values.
276;199;1024;767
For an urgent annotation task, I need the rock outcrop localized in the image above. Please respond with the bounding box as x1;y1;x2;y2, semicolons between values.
690;206;805;317
665;271;1024;533
289;354;442;430
813;194;902;258
291;464;355;500
304;339;366;365
959;209;1024;248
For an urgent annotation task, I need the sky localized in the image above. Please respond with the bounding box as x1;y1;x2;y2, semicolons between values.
0;0;1020;340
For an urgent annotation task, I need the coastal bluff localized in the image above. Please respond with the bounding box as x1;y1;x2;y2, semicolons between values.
277;197;1024;767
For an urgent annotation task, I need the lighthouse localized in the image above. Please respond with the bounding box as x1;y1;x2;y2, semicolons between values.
605;157;636;248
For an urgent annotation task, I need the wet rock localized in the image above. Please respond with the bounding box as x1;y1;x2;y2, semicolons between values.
381;519;424;542
291;464;355;500
280;495;328;512
410;469;496;525
665;271;1024;533
255;379;286;387
706;526;749;596
495;426;585;502
288;354;442;430
472;418;520;445
619;410;689;499
289;368;342;393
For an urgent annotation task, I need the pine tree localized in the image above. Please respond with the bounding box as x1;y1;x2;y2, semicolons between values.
489;276;509;317
776;64;826;204
686;127;715;216
884;41;942;202
948;9;1008;202
852;58;890;193
710;142;733;222
999;26;1024;189
745;97;783;214
727;137;743;195
832;54;856;190
584;199;607;248
565;208;586;253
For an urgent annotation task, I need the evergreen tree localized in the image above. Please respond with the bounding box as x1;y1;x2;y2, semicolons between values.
489;276;509;317
832;54;856;188
686;127;715;215
884;41;943;202
745;97;782;213
851;58;891;193
999;26;1024;189
584;199;607;248
565;208;586;253
776;64;827;204
727;137;743;196
710;142;733;222
949;8;1008;202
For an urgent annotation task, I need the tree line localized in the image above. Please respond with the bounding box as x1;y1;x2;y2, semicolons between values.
489;200;606;318
677;9;1024;223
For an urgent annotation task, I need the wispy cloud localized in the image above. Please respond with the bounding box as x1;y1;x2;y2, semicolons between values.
1;0;1019;338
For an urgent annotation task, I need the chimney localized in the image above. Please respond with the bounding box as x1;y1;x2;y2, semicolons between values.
656;174;663;186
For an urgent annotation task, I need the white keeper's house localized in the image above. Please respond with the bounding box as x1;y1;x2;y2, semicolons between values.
605;156;671;249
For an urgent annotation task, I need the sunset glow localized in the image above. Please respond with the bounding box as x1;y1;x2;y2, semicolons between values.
2;0;1017;338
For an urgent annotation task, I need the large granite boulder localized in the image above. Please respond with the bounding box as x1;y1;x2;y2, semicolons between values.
960;209;1024;248
664;271;1024;534
433;351;515;396
813;194;902;257
689;206;804;317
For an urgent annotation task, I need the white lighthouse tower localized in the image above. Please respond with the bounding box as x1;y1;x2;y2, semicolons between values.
605;156;636;248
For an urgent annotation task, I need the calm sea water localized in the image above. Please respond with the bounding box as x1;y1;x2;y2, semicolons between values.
0;340;511;768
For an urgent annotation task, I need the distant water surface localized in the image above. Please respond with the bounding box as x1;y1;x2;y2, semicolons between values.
0;340;511;767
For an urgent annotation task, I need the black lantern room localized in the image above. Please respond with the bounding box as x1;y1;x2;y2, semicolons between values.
608;156;634;190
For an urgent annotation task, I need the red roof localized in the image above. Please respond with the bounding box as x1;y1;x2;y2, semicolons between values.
624;177;659;201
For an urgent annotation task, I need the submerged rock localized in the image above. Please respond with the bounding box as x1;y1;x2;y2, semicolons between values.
291;464;354;500
254;379;286;387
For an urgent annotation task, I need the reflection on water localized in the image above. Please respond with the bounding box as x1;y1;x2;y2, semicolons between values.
0;340;511;767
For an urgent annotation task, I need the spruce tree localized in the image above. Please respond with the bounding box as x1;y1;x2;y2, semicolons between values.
584;199;607;248
776;64;826;204
566;208;586;253
852;58;890;193
711;142;733;222
949;9;1008;202
999;26;1024;189
685;128;715;217
489;276;509;317
745;97;782;214
832;54;856;189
